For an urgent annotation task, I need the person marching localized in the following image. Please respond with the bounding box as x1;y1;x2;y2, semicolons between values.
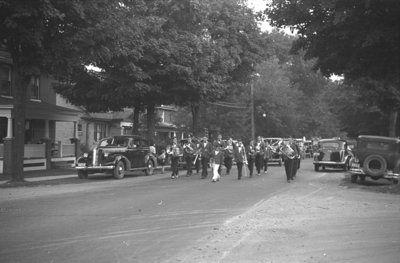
223;137;235;175
233;139;247;180
199;136;213;179
254;136;266;176
183;134;197;176
281;138;299;182
166;137;182;179
193;139;201;175
213;134;225;176
211;144;224;182
247;140;256;177
263;140;272;174
291;138;301;178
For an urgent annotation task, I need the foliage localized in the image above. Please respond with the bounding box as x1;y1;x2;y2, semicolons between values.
0;0;129;180
264;0;400;136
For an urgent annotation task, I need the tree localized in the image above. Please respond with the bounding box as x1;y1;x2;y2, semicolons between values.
0;0;133;181
56;0;269;140
265;0;400;136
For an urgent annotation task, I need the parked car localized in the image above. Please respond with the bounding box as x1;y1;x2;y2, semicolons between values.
313;138;352;171
349;135;399;184
264;137;283;166
75;135;157;179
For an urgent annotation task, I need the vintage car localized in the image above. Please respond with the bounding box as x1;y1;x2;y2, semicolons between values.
349;135;399;184
313;138;352;171
263;137;283;166
75;135;157;179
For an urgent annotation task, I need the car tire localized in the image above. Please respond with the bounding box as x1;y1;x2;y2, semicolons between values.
344;161;350;171
145;160;154;176
78;170;88;179
350;174;358;183
113;160;125;179
360;174;366;182
362;154;387;177
314;164;319;171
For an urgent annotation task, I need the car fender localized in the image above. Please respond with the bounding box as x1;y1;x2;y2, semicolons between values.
145;154;158;167
114;155;132;170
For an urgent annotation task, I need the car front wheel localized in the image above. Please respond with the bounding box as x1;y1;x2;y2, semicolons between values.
113;160;125;179
145;160;154;176
314;164;319;171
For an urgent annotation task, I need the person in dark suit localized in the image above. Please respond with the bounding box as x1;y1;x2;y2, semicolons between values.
199;136;213;179
183;134;197;176
282;138;299;182
263;140;272;174
167;137;182;179
233;139;247;180
223;137;235;175
254;136;266;176
247;140;256;177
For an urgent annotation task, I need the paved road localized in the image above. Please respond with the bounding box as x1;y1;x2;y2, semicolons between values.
0;160;294;263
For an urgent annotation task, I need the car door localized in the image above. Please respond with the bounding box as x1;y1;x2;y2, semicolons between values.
137;139;150;167
126;138;143;169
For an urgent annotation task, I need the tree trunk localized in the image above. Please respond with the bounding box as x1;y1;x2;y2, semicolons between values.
191;103;200;136
147;104;156;143
388;110;398;137
132;106;140;135
11;68;30;182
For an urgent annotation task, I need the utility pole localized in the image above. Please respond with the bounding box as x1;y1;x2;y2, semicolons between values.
250;73;259;142
250;81;255;142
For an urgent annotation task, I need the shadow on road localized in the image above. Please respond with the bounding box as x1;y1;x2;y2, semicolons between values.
340;173;400;195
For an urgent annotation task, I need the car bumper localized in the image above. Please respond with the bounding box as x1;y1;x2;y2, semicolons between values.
313;161;346;166
76;164;115;171
349;167;399;179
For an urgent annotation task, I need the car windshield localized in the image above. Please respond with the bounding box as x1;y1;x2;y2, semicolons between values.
99;137;130;147
320;141;342;149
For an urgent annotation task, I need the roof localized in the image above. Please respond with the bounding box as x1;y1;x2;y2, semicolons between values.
0;96;81;121
358;135;400;143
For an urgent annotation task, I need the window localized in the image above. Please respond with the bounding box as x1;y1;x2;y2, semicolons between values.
0;64;11;96
94;123;107;142
31;76;40;100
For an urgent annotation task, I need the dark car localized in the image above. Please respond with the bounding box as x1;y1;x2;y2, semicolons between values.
349;135;400;184
313;138;352;171
75;135;157;179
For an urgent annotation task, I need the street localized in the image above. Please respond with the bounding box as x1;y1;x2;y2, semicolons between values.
0;160;291;263
1;159;399;263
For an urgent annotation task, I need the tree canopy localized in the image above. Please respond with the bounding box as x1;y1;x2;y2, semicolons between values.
264;0;400;136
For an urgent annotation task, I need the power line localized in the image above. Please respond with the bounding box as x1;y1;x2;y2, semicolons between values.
207;101;249;109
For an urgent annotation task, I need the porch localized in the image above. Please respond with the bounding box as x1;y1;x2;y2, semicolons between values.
0;141;77;174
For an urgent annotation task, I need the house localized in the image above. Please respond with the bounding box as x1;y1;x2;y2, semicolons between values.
0;50;82;175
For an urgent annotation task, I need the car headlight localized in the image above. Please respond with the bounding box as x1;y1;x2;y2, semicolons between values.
83;153;88;158
313;152;320;157
104;152;109;157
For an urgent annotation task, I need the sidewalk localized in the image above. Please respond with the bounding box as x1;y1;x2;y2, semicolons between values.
0;167;77;184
